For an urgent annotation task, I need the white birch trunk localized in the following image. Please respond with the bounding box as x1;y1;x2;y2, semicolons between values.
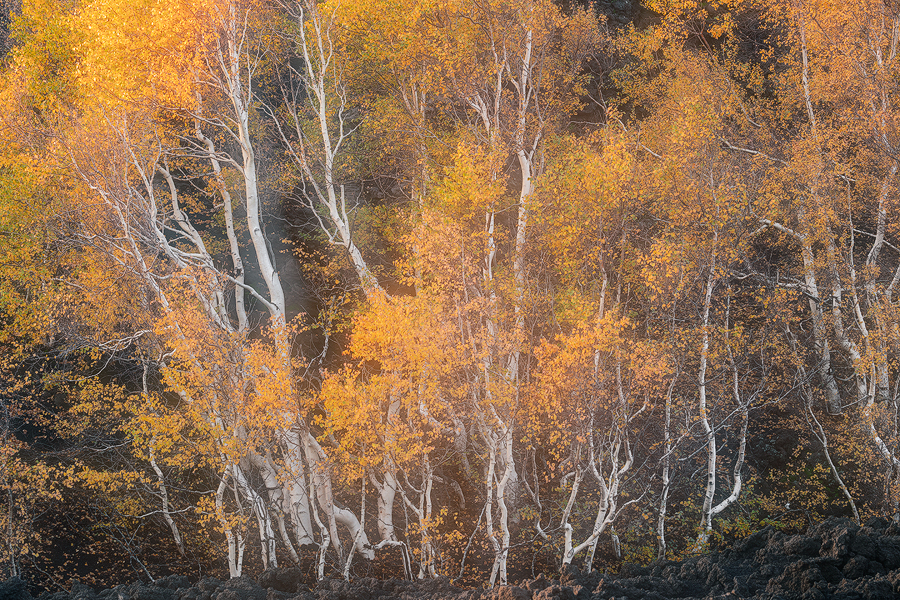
342;477;367;581
371;469;398;543
481;428;501;586
274;0;383;299
796;16;842;415
233;462;278;569
707;339;750;524
799;238;841;413
657;372;678;559
371;394;401;543
418;459;437;578
302;430;373;560
247;451;302;565
281;429;316;546
493;425;514;586
304;459;329;580
561;430;632;571
216;465;244;578
697;261;717;546
196;125;248;331
507;26;536;381
584;362;633;570
865;164;897;404
558;465;585;566
757;218;841;414
826;235;868;404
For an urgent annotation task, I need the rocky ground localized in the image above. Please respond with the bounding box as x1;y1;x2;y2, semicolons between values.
5;517;900;600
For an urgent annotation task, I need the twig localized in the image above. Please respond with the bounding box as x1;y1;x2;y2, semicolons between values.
458;502;487;580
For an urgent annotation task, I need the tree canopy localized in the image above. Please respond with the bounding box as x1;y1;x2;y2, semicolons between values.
3;0;900;589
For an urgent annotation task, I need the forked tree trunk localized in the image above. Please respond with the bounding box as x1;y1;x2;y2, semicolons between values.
233;461;277;569
247;451;301;565
706;379;749;531
302;430;374;561
561;430;632;571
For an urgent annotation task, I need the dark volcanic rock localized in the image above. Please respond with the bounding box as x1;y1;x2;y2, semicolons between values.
523;575;550;594
257;570;302;594
494;586;529;600
0;578;31;600
17;517;900;600
785;535;822;557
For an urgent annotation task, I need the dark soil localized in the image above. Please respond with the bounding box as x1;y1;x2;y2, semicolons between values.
6;517;900;600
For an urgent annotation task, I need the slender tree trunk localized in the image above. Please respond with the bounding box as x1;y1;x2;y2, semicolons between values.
419;457;436;578
698;262;717;546
305;460;329;581
561;430;630;571
233;462;277;569
248;451;301;564
493;425;514;586
826;236;868;404
216;466;244;578
809;403;860;524
559;466;585;566
758;217;841;414
707;294;754;527
796;14;841;415
787;329;861;523
657;372;678;559
196;125;248;331
865;164;897;404
218;5;286;323
483;430;501;586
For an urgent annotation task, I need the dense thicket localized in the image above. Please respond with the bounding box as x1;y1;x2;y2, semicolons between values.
2;0;900;591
